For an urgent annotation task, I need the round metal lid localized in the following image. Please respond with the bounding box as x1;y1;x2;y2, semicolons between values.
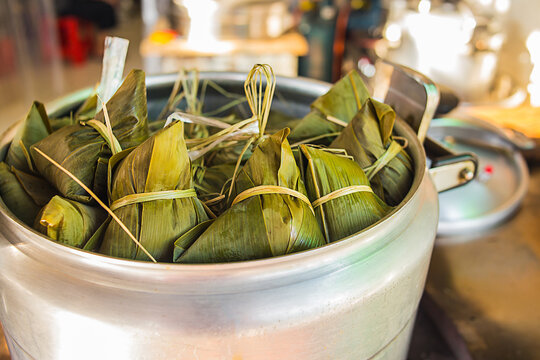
427;117;529;237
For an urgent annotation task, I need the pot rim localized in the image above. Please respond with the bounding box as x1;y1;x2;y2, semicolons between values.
0;72;430;289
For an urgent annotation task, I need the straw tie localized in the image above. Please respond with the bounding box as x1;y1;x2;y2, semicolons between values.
110;189;198;211
364;137;409;180
231;185;314;214
32;147;157;263
312;185;374;208
82;119;122;155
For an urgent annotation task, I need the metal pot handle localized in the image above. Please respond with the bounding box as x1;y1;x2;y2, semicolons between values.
374;60;478;192
424;137;478;192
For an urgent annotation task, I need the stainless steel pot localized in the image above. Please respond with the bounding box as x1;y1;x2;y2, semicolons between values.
0;72;439;360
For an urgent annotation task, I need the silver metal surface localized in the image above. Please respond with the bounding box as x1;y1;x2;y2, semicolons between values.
428;117;529;237
373;61;440;143
372;60;478;192
429;160;477;192
0;72;439;359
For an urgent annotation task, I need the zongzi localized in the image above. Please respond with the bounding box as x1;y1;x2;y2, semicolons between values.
0;162;41;225
0;162;57;226
35;195;106;248
300;145;391;243
289;70;370;144
99;120;208;262
177;128;326;263
31;69;149;203
330;98;413;206
5;101;52;173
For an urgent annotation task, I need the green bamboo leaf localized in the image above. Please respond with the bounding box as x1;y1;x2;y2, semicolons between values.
330;98;413;206
311;70;369;121
195;163;235;194
0;162;42;226
49;115;74;131
35;195;106;248
30;70;150;203
204;142;253;167
99;121;208;262
48;92;98;131
300;145;391;243
178;129;326;264
83;218;110;251
11;166;57;206
93;157;109;203
265;110;300;133
192;163;235;215
173;219;214;262
148;119;166;135
6;101;52;172
289;70;369;143
76;93;98;121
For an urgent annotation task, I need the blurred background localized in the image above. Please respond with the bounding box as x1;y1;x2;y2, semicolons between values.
2;0;540;128
1;1;539;359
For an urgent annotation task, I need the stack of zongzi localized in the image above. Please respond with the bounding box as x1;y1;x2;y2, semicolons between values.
0;64;416;264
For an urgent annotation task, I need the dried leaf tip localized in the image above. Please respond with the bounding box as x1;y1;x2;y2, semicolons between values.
244;64;276;138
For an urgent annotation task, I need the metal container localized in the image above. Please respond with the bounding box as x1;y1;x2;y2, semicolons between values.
0;73;439;360
428;116;530;238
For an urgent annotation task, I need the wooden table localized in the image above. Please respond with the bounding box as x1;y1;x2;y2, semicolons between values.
140;31;309;77
140;32;308;59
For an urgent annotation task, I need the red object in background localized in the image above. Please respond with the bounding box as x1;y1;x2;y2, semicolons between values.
57;16;94;64
332;4;351;83
0;36;16;76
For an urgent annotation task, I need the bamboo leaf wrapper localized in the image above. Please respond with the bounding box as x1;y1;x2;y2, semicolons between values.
178;129;326;263
289;70;370;143
6;101;52;172
30;70;149;203
99;121;208;261
35;195;106;248
300;145;391;243
330;98;413;205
